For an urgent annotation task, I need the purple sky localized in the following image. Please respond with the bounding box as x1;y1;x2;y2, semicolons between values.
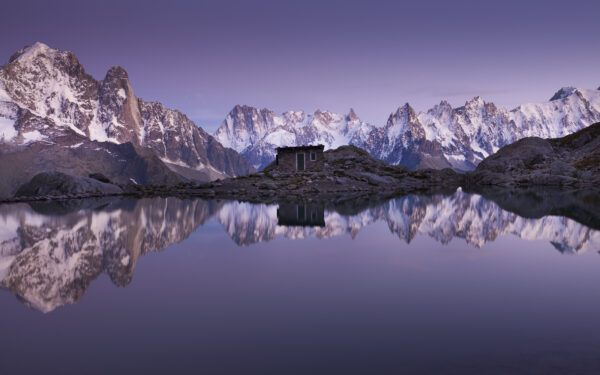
1;0;599;132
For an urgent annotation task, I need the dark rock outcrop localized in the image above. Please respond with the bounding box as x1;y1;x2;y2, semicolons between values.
468;122;600;188
15;171;123;198
0;136;183;198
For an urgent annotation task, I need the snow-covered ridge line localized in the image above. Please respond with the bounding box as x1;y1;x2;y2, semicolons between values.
214;87;600;171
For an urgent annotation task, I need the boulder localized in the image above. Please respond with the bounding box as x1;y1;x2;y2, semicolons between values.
15;172;123;198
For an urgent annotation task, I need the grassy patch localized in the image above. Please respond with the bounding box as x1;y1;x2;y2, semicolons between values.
573;155;600;170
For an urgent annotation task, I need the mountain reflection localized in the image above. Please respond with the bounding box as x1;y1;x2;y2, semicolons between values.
1;189;598;312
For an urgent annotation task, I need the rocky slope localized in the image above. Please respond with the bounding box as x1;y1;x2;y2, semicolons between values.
469;122;600;187
0;42;254;198
214;87;600;171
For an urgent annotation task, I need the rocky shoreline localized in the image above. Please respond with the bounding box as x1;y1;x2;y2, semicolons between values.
1;122;599;205
0;146;462;204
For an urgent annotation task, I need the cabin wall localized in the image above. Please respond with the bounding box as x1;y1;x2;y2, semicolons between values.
276;150;324;172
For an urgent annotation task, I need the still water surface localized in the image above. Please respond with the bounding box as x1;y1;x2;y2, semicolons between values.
1;189;600;374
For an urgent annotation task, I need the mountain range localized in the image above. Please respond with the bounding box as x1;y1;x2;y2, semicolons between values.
215;88;600;170
1;42;599;198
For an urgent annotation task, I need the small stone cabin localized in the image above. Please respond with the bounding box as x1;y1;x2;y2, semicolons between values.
277;202;325;227
275;145;324;172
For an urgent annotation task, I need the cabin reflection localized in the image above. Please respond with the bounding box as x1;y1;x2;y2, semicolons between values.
277;202;325;227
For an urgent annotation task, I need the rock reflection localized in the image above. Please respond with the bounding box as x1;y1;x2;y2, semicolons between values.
0;189;598;312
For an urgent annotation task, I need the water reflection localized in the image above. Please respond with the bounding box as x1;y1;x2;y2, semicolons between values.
1;189;598;312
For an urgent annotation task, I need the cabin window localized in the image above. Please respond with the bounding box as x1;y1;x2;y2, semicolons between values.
310;151;317;161
297;153;305;170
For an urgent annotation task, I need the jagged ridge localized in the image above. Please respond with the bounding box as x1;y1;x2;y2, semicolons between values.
214;87;600;171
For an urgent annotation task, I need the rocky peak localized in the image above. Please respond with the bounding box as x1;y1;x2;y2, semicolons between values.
281;110;305;124
429;100;453;116
8;42;54;64
483;101;498;114
8;42;87;80
313;109;335;124
465;96;485;109
229;104;274;122
388;103;417;125
347;107;359;122
100;66;134;101
104;66;129;82
550;87;577;101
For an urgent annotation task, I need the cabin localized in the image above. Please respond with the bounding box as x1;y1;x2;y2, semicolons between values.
277;202;325;227
275;145;325;172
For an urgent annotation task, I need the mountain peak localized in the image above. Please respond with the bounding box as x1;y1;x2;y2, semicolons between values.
550;87;577;101
8;42;54;64
397;102;415;115
104;66;129;81
387;103;416;125
466;96;484;107
347;107;359;121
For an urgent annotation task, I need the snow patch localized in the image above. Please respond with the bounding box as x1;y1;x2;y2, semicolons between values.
121;255;130;266
0;81;12;102
22;130;45;143
0;117;17;141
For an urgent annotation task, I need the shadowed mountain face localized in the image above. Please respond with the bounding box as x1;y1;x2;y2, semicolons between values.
1;189;598;313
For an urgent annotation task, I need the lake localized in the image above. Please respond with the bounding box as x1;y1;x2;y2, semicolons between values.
1;189;600;374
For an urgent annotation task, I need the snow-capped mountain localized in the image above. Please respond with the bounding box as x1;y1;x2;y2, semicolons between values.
214;87;600;171
0;42;253;197
214;105;375;169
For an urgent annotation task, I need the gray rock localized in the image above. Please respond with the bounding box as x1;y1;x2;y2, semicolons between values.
15;172;123;198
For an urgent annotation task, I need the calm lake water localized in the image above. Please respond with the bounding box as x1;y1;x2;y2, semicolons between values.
1;189;600;374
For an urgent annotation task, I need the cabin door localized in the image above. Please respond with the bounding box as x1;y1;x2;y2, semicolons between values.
297;153;305;171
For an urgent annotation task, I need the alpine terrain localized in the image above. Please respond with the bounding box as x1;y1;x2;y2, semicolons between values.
0;42;254;198
215;88;600;171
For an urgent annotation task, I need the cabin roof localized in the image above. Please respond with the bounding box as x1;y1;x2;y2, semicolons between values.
276;145;325;152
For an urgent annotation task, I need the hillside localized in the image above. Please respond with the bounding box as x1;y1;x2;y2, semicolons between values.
469;122;600;187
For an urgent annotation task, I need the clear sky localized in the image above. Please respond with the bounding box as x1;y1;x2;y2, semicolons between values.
1;0;599;132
